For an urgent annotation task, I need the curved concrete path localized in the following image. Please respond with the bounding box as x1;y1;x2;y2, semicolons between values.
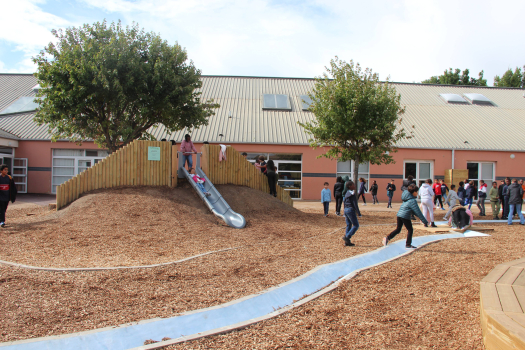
0;230;490;350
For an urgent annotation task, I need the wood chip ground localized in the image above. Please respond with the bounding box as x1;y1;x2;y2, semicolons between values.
0;186;520;349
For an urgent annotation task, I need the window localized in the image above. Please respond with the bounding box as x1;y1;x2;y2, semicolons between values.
13;158;27;193
336;160;370;191
0;96;41;115
262;94;292;110
463;93;494;106
52;149;109;193
243;152;302;199
299;95;312;110
404;160;433;187
467;162;495;189
439;93;469;104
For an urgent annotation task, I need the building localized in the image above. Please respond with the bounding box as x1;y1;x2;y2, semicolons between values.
1;73;525;201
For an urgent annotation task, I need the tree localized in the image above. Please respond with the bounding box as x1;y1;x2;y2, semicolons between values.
422;68;487;86
33;20;219;153
494;66;524;88
299;57;412;188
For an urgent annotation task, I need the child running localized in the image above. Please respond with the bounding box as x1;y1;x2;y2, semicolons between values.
342;180;361;247
383;184;428;249
321;182;331;217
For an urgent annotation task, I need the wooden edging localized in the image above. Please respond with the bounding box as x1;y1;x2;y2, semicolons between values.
480;258;525;350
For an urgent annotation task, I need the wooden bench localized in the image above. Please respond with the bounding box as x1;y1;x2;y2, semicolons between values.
480;258;525;350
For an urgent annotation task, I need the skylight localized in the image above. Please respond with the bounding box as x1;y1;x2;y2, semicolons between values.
0;97;40;115
299;95;312;110
463;93;494;105
263;94;291;110
439;93;469;104
32;84;41;92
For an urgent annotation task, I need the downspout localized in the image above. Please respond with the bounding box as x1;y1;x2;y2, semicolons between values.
451;149;455;169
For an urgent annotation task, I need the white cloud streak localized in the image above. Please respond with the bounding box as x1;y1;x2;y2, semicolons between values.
1;0;524;84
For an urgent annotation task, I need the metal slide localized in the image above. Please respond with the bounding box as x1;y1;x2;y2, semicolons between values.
180;166;246;229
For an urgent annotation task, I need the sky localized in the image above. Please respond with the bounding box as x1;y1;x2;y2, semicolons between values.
1;0;524;85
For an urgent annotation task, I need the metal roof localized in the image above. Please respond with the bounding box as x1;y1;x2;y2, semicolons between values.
1;74;525;151
0;74;37;111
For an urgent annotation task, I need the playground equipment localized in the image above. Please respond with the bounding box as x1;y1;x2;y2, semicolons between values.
178;152;246;229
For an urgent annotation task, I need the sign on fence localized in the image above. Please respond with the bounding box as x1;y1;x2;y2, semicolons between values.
148;147;161;161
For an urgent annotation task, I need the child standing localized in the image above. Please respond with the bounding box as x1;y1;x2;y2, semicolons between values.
386;179;396;208
342;181;361;246
489;181;500;220
333;176;344;216
443;184;459;221
476;180;487;216
383;184;428;249
266;160;278;197
432;179;444;210
419;179;437;227
370;180;379;204
457;181;466;205
358;178;367;206
440;180;449;207
465;180;476;209
321;182;331;217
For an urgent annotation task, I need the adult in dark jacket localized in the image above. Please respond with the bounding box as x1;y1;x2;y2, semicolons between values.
333;176;344;216
507;179;525;225
0;164;17;228
383;184;428;249
502;178;511;220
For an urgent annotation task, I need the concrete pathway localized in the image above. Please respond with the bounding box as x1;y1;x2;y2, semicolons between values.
0;230;490;350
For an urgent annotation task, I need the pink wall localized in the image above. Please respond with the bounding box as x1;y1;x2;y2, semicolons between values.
15;140;525;200
16;140;103;194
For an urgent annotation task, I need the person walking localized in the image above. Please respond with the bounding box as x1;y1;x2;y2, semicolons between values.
180;134;198;173
0;164;17;228
321;182;331;217
443;184;459;221
507;179;525;225
432;179;444;210
457;181;466;206
382;184;428;249
476;180;487;216
465;181;476;210
342;180;361;246
370;180;379;204
386;179;396;208
333;176;344;216
489;181;501;220
419;179;437;227
440;180;449;207
266;160;278;197
357;178;367;205
402;175;416;219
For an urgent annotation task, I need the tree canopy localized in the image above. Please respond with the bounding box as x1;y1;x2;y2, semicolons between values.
33;20;219;152
421;68;487;86
494;66;525;88
299;57;411;187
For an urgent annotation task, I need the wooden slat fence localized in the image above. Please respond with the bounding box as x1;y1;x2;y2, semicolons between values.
56;140;172;209
200;144;294;207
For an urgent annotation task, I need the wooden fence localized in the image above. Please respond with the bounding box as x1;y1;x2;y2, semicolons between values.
200;144;294;207
56;140;172;209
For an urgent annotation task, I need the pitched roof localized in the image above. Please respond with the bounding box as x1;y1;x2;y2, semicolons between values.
0;73;37;111
1;74;525;151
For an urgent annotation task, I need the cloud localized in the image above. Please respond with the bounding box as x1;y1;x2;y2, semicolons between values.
2;0;524;83
0;0;71;72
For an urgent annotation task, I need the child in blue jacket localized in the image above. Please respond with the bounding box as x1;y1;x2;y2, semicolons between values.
321;182;331;217
382;184;428;249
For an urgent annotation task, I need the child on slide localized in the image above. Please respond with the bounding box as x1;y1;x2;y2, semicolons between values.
192;174;211;197
382;184;429;249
